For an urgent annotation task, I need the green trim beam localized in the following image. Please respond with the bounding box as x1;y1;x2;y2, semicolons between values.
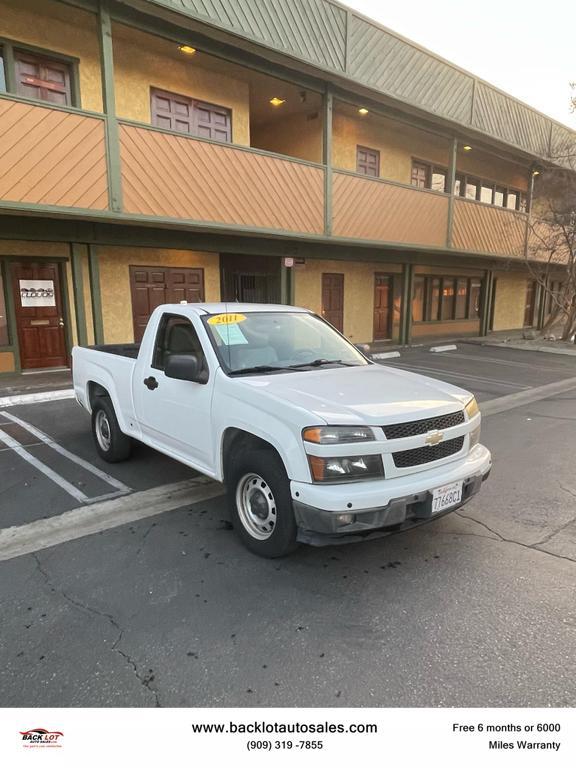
446;138;458;248
88;245;105;344
323;86;333;236
399;263;414;345
70;244;88;347
98;0;123;212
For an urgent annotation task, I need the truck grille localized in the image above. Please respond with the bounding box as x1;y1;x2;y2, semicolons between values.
392;436;464;468
383;410;465;440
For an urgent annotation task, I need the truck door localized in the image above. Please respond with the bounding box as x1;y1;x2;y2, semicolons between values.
133;312;214;472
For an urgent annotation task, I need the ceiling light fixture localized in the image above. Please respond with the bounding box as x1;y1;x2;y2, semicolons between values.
532;169;541;176
178;45;197;55
269;97;286;107
358;107;369;115
462;144;472;152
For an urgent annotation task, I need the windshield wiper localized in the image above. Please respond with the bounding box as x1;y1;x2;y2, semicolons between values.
228;364;295;376
288;358;358;369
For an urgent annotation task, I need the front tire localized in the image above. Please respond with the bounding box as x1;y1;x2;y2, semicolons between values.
227;449;298;558
91;397;132;463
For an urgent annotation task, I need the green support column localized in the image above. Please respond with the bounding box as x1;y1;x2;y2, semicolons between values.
446;138;458;248
323;86;333;236
88;245;105;344
480;270;494;337
280;258;296;305
70;244;88;348
3;42;16;94
98;0;123;212
400;263;414;345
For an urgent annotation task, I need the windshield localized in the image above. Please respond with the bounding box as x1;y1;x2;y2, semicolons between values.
202;311;369;375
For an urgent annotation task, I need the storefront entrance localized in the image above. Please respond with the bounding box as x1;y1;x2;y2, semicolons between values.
11;261;68;369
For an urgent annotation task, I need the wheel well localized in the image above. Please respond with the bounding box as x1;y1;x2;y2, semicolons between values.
87;381;110;410
221;428;282;483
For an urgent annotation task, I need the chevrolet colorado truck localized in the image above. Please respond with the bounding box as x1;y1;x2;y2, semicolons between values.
72;303;491;557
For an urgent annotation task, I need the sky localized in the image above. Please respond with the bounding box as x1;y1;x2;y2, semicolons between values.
344;0;576;128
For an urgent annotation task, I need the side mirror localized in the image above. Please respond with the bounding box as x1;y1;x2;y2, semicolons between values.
165;354;207;384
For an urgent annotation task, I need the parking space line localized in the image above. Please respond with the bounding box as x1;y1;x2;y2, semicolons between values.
0;427;90;504
0;478;224;562
0;410;131;495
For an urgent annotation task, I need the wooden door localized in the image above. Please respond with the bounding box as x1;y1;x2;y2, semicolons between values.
373;274;392;340
11;262;68;369
129;266;205;343
321;273;344;332
524;280;537;327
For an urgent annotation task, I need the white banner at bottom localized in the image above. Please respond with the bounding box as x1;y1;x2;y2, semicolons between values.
1;708;574;766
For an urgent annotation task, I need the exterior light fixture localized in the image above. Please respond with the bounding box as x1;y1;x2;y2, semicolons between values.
178;45;197;55
269;97;286;107
358;107;369;115
462;144;472;152
532;169;540;176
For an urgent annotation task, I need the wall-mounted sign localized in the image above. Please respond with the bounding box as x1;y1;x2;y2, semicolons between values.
19;280;56;307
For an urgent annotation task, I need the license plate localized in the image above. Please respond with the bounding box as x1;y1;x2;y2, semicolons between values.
431;480;463;514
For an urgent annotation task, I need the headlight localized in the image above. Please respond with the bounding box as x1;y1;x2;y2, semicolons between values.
308;454;384;483
465;397;479;420
303;426;375;444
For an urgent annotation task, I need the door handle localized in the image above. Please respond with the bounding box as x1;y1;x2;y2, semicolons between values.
143;376;159;390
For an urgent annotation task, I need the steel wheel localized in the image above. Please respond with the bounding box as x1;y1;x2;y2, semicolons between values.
235;473;277;541
95;409;112;453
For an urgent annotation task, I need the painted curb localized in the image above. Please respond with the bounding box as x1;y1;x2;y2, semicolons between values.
0;389;75;408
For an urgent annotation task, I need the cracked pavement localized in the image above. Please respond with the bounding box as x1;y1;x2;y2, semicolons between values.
1;349;576;707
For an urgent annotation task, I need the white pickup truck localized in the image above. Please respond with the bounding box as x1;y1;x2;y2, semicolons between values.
72;303;491;557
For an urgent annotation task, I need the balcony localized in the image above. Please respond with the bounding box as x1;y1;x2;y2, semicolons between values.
0;97;109;211
452;197;527;258
332;171;449;246
0;94;532;259
118;122;325;235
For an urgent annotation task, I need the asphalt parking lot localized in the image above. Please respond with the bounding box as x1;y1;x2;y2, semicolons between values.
0;343;575;707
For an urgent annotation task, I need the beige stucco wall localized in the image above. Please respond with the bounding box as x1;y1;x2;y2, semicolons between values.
492;272;529;330
112;24;250;145
98;246;221;344
252;112;323;163
294;258;403;343
0;0;103;112
333;111;451;185
0;351;15;372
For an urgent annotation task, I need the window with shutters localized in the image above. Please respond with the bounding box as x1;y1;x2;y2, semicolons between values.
356;145;380;177
411;161;429;189
151;88;232;142
14;50;73;106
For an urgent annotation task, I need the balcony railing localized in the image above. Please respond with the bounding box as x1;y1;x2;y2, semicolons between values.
332;171;449;246
0;95;533;259
119;122;325;236
452;197;527;258
0;97;109;211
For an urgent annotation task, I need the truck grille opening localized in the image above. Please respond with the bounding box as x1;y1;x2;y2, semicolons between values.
383;410;465;440
392;436;465;468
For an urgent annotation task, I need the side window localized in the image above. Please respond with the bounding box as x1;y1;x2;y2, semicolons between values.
151;88;232;142
411;161;429;189
152;314;207;372
356;145;380;177
0;49;6;92
15;50;73;106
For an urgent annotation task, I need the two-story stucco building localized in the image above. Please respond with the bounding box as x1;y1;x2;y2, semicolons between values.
0;0;574;372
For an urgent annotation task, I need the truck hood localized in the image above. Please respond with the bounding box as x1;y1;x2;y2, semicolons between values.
238;364;472;425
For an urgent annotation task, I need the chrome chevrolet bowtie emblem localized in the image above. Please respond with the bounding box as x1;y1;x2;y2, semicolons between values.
425;430;444;446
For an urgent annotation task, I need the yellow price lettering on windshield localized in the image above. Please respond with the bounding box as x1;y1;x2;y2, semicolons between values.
208;313;246;325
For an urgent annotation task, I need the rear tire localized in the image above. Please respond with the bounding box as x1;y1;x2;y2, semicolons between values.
227;448;299;558
91;396;132;463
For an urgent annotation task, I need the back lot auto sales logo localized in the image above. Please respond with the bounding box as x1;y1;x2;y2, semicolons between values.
20;728;64;748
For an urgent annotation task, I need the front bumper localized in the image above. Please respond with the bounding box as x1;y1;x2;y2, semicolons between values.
291;444;491;546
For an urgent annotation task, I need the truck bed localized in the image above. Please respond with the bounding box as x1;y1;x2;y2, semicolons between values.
89;343;140;359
